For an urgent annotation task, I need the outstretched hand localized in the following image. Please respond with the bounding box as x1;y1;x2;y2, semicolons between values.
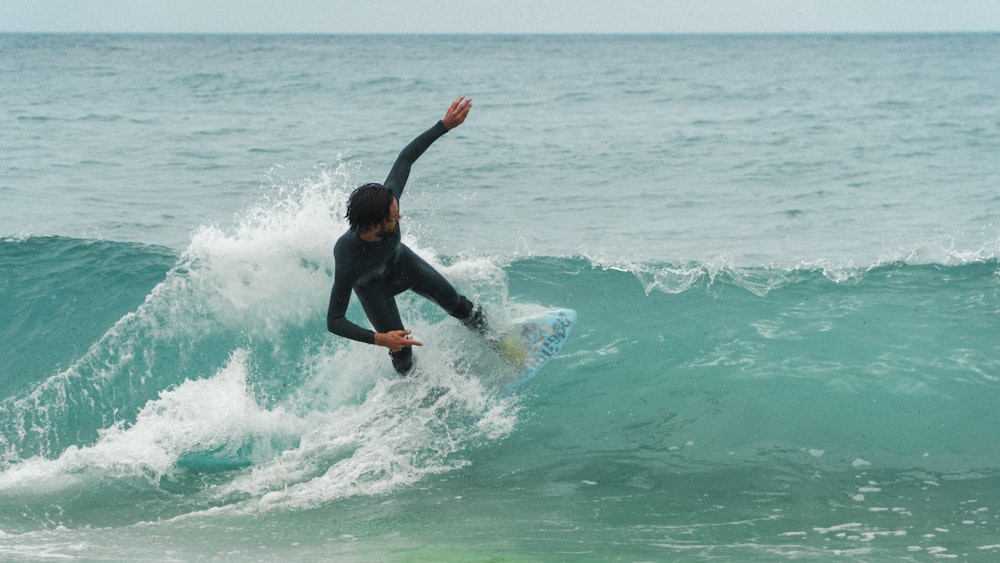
442;96;473;130
374;329;424;353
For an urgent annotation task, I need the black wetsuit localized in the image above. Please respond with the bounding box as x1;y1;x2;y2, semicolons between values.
326;120;479;374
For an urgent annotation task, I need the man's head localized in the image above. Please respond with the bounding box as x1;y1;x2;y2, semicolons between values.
346;183;399;235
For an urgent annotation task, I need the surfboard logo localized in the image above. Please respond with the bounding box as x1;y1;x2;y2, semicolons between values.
498;308;576;393
522;312;574;371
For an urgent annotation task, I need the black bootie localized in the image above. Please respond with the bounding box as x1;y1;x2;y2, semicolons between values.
389;347;414;376
456;296;490;336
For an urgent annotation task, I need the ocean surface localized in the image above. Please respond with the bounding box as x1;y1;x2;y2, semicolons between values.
2;33;999;561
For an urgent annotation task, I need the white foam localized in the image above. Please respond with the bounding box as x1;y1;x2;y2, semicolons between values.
206;351;519;514
0;350;301;493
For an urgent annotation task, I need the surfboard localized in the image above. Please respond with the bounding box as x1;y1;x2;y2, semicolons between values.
497;308;577;393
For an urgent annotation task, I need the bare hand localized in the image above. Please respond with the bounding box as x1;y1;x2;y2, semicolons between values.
374;329;424;353
442;96;472;130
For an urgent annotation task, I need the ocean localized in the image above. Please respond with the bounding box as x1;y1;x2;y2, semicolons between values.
2;33;999;561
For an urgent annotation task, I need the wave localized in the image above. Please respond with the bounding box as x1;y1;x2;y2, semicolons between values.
2;172;998;525
0;236;177;399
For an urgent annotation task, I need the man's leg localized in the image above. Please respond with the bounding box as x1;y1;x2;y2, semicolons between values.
397;247;491;335
356;285;415;376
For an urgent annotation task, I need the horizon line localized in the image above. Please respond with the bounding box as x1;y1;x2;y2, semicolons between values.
2;29;998;36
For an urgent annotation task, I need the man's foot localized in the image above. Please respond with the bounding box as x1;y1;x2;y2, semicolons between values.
456;296;491;336
461;303;490;335
389;348;415;376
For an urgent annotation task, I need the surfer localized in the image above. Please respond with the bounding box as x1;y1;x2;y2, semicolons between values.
326;96;489;375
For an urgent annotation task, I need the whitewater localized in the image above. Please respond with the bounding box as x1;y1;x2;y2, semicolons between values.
2;33;999;560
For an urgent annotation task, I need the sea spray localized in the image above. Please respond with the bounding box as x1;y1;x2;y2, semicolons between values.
1;165;522;525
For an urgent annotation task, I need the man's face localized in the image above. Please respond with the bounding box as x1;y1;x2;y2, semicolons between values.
381;198;401;235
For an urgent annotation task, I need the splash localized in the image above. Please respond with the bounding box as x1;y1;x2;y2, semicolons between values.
0;163;521;516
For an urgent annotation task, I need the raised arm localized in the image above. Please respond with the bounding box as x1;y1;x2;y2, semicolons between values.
382;96;473;199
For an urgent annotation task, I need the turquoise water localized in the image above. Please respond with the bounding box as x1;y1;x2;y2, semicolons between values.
2;34;1000;560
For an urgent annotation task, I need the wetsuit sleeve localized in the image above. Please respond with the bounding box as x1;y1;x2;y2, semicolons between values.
382;120;450;199
326;249;376;344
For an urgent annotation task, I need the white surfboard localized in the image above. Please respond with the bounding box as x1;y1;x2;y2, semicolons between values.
497;308;577;393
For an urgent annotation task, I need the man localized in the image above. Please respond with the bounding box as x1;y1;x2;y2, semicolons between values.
326;96;488;375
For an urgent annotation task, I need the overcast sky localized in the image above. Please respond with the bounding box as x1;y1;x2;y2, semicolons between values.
2;0;998;34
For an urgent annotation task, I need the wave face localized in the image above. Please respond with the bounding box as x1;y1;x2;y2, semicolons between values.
3;215;999;558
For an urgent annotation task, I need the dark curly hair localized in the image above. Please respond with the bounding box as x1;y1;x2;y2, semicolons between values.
346;183;394;234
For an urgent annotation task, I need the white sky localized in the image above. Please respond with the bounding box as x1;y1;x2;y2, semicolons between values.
1;0;999;34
